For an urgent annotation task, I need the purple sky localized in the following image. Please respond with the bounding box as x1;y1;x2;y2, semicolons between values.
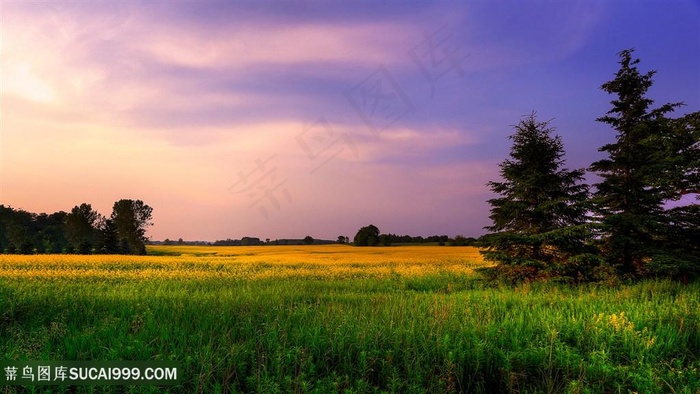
1;1;699;241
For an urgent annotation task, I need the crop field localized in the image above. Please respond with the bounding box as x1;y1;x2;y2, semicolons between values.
1;245;699;393
0;245;484;281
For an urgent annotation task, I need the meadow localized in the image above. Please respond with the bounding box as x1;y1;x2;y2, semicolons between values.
0;245;698;393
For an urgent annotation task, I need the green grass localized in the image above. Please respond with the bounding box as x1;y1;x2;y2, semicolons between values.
1;275;699;393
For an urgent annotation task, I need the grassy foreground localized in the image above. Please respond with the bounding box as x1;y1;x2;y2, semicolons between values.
0;245;698;393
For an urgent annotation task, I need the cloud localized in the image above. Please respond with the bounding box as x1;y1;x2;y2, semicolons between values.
1;2;426;143
350;126;478;165
133;20;411;72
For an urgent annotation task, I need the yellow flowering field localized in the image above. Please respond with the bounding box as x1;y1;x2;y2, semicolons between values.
0;245;489;281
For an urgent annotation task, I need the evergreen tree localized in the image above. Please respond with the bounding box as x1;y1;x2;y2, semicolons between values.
649;111;700;199
647;112;700;278
589;49;693;277
98;219;120;254
482;113;590;280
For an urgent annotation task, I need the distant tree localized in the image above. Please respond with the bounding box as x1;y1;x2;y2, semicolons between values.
65;203;101;254
425;235;449;244
482;113;591;281
393;234;413;244
111;199;153;255
98;219;120;254
4;208;35;254
0;200;156;256
303;236;314;245
241;237;261;246
0;205;11;252
354;225;380;246
177;238;185;245
35;211;69;253
30;213;49;254
450;235;475;246
337;235;347;244
378;234;392;246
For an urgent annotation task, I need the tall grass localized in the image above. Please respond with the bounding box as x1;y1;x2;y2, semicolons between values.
0;247;698;393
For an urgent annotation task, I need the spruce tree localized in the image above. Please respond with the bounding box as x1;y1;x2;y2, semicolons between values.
98;219;120;254
482;113;590;281
648;111;700;278
590;49;692;277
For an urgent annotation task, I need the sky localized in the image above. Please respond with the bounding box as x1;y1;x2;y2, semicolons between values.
1;1;699;241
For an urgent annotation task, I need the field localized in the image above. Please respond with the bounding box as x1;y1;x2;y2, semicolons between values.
1;245;699;393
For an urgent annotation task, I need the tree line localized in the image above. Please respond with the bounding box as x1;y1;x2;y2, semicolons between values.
481;49;699;283
352;224;478;246
0;199;153;255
